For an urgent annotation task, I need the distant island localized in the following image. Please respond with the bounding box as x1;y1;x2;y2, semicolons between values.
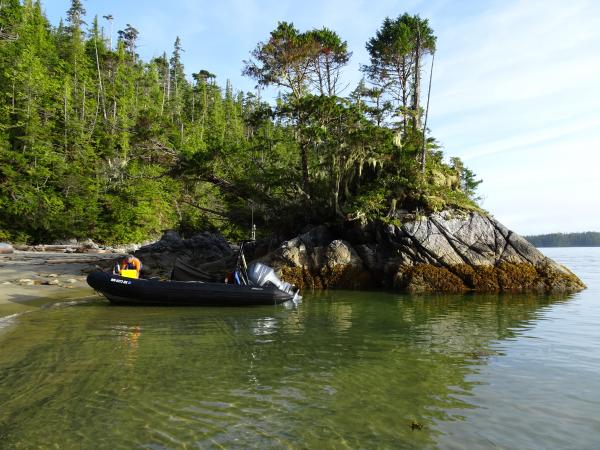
524;232;600;247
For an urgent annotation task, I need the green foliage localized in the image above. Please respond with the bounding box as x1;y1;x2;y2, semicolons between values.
0;1;242;243
349;186;388;223
363;14;436;131
0;2;483;244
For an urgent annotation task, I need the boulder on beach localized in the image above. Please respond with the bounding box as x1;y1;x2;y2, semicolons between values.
0;243;14;254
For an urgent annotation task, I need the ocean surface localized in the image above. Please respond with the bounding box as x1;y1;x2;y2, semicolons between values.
0;247;598;449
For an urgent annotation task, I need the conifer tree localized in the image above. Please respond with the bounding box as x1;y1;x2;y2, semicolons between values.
0;1;480;243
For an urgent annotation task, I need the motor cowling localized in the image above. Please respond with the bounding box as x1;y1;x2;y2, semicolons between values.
247;262;297;295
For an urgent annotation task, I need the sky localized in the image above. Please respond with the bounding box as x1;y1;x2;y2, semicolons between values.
43;0;600;235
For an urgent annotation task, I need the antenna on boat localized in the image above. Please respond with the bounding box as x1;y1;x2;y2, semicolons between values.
250;205;256;241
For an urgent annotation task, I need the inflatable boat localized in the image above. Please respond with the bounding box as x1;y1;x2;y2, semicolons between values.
87;257;301;306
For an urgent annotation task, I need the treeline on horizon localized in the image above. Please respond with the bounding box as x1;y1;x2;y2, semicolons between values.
0;0;482;244
524;232;600;248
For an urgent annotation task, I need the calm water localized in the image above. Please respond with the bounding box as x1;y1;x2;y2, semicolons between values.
0;248;599;449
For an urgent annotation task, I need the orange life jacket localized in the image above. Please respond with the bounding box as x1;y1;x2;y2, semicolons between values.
121;257;142;272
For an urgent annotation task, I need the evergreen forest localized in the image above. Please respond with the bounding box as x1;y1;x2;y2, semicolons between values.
0;0;482;244
525;232;600;248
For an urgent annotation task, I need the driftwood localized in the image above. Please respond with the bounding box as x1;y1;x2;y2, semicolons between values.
44;258;115;264
14;244;81;251
12;244;116;254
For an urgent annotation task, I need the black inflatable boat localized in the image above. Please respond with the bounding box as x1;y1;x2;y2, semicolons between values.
87;245;301;306
87;271;298;306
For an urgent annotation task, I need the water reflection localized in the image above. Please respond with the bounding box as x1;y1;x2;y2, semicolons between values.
0;290;578;448
112;324;142;366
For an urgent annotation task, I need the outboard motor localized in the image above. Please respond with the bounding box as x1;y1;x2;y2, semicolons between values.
247;262;300;300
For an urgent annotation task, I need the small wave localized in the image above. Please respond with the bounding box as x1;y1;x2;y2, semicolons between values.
0;312;22;330
40;297;100;309
0;297;97;330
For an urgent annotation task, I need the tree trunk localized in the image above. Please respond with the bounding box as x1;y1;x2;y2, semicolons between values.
420;52;435;173
94;37;107;120
412;31;422;131
166;66;171;101
300;142;310;200
64;86;68;150
200;85;207;141
160;79;165;117
325;56;332;96
397;59;409;135
191;90;195;123
89;89;100;137
81;80;86;121
333;156;343;217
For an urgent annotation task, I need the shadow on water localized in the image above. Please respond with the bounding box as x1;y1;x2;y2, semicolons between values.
0;289;577;448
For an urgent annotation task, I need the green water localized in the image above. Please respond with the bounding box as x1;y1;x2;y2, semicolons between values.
1;248;599;449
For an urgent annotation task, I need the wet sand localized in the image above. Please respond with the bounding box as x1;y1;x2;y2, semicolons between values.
0;251;123;316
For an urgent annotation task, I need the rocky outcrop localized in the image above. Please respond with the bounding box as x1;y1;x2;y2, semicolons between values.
0;243;14;254
257;227;371;289
259;211;585;293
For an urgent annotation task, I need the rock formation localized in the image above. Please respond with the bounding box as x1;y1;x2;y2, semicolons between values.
258;211;585;293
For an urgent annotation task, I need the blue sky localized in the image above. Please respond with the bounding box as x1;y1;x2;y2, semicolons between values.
43;0;600;235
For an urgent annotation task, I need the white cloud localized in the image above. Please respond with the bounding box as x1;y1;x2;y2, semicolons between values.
419;0;600;233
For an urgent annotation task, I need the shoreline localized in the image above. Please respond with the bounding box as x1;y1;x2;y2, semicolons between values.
0;251;123;317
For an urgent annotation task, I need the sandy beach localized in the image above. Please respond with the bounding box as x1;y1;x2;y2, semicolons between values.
0;251;123;318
